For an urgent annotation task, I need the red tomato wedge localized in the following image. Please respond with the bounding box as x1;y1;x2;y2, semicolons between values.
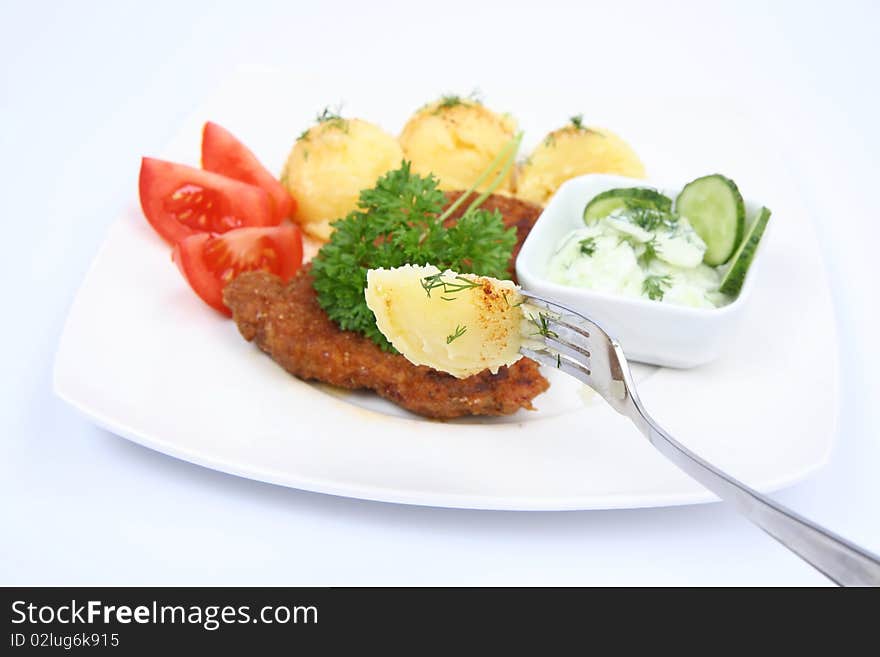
172;223;303;316
201;122;297;222
139;157;276;244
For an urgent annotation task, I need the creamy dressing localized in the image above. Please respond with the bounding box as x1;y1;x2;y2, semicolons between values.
547;208;730;308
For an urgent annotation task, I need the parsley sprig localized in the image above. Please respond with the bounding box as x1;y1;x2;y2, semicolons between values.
643;274;672;301
641;236;660;262
311;134;522;351
579;237;597;256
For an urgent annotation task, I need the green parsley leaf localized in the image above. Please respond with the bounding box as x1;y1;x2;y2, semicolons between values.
642;274;671;301
641;236;659;262
579;237;597;256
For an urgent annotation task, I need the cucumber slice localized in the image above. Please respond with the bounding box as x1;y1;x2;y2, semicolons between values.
718;207;771;296
583;187;673;224
675;174;744;265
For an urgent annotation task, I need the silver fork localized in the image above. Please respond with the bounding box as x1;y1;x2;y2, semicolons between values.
519;291;880;587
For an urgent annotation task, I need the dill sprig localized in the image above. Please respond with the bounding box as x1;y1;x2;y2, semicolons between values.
626;206;678;232
565;114;602;137
299;105;348;142
420;274;482;299
643;274;672;301
316;105;344;123
544;115;605;147
446;325;467;344
502;291;525;308
528;312;559;339
433;90;482;112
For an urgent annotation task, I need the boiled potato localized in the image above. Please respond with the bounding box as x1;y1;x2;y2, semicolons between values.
399;96;517;193
282;116;403;241
517;119;645;205
365;264;525;378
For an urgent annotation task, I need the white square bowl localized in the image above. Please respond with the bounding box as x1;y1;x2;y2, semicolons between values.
515;174;766;368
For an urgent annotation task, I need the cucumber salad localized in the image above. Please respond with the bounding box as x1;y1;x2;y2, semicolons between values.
547;175;771;309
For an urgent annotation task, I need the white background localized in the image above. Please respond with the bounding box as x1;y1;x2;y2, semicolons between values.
1;0;878;585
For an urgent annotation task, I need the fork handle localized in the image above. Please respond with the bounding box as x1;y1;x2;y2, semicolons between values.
632;409;880;586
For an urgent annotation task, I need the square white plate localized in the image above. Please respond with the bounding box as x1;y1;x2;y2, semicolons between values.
54;69;837;510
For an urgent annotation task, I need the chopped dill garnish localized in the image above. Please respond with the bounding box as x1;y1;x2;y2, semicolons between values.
433;89;482;112
436;95;465;110
502;291;525;308
556;353;562;368
316;105;343;123
643;274;672;301
579;237;597;256
528;312;558;339
446;324;467;344
315;105;348;132
298;105;348;141
543;133;557;148
625;205;678;232
420;274;482;299
566;114;602;136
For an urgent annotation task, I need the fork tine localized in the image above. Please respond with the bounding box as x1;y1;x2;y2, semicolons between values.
537;334;591;367
519;293;595;366
518;289;633;410
543;315;592;341
519;292;595;339
520;347;592;384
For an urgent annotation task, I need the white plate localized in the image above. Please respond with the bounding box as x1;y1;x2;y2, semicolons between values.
53;70;838;510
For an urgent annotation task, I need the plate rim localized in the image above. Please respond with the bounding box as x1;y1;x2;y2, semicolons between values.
53;370;835;510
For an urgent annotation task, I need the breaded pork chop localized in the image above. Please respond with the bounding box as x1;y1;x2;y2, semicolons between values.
223;193;549;419
224;270;548;418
